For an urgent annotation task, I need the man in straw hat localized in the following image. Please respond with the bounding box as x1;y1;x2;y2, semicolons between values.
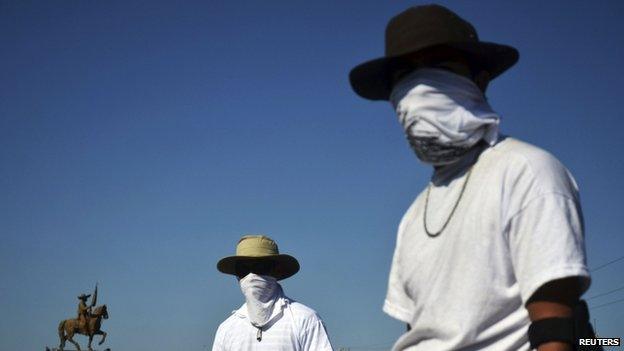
349;4;598;351
212;235;333;351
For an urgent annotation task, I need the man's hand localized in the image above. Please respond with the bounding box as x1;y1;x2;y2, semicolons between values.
526;277;583;351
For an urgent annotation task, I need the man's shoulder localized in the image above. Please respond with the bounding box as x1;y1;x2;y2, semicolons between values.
485;137;579;196
215;311;243;333
488;137;570;176
285;299;328;334
286;299;323;322
489;137;559;165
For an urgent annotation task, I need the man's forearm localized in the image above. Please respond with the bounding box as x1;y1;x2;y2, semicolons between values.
537;342;572;351
526;277;583;351
527;301;574;350
527;301;574;351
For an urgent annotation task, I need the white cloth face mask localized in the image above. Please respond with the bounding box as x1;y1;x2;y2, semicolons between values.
239;273;282;328
389;68;500;165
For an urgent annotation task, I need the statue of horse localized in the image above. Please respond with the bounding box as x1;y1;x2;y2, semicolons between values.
58;304;108;351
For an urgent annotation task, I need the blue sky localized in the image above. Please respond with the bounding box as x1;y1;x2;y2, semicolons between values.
1;1;623;350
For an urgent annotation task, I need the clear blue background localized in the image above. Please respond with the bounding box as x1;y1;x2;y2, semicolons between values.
1;1;623;350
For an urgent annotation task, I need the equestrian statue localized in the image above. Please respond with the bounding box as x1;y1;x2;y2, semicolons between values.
57;284;109;351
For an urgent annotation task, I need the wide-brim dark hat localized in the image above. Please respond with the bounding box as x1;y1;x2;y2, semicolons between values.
77;294;91;300
349;4;519;101
217;235;300;281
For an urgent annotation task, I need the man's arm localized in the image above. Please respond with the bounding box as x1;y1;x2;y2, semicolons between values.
526;277;583;351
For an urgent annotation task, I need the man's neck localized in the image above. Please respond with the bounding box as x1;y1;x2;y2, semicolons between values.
431;141;489;185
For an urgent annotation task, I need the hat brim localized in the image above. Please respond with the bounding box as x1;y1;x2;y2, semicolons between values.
349;41;519;101
217;254;300;281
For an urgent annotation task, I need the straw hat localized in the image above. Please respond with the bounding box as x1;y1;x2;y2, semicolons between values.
217;235;300;280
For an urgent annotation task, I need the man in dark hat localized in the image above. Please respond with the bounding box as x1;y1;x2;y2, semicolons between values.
349;5;596;351
211;235;333;351
77;293;92;332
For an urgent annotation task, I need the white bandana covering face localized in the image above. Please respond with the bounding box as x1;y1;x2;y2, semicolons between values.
239;273;283;328
389;68;501;165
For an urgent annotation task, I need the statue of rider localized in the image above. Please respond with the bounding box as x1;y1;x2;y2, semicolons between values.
77;293;92;332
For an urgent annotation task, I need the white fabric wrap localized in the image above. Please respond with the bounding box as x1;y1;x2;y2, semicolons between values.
389;68;501;156
239;273;283;328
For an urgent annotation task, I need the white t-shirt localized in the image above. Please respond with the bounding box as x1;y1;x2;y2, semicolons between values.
384;137;590;351
212;295;334;351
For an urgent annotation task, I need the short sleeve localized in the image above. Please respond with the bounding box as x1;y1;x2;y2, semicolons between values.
508;193;590;304
299;315;334;351
383;222;415;323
